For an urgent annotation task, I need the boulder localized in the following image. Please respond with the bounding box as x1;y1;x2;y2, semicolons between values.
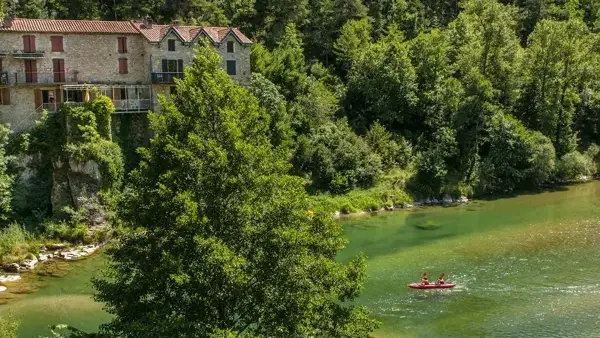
458;196;469;204
0;275;21;283
38;253;53;262
46;243;67;250
0;286;6;292
3;263;19;273
20;258;38;270
442;195;453;204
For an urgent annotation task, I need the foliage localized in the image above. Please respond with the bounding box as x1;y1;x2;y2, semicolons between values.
0;124;14;221
309;169;414;214
293;118;383;194
0;223;38;264
365;121;412;169
556;150;598;181
93;45;379;337
478;114;556;193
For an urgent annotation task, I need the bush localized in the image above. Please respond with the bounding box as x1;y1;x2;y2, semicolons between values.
556;150;597;181
365;121;413;169
293;118;383;194
43;221;87;243
0;223;37;264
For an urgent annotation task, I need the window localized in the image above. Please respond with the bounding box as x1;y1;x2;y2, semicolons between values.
53;59;65;83
119;58;128;74
118;37;128;53
226;60;236;75
227;41;234;53
23;35;36;52
51;36;63;52
168;39;176;51
0;88;9;105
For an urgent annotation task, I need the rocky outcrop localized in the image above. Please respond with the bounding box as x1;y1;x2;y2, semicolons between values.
51;157;103;216
0;275;21;283
2;263;19;273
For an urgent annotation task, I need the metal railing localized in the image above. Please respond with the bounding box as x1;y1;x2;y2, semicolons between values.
14;72;70;84
64;99;152;112
112;99;152;111
152;72;184;84
11;50;45;58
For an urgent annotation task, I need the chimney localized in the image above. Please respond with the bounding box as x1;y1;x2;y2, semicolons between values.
172;20;180;27
143;15;153;29
2;9;15;28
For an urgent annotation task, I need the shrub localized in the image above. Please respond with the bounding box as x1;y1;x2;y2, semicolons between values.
0;223;36;264
556;151;597;181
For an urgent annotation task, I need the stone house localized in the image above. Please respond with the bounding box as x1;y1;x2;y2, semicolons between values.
0;15;253;132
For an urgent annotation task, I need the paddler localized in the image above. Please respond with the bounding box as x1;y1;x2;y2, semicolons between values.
436;273;446;284
421;272;429;285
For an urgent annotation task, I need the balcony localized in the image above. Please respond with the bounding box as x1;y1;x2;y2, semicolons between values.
62;84;152;114
12;50;45;58
0;51;7;57
14;72;71;85
152;72;184;84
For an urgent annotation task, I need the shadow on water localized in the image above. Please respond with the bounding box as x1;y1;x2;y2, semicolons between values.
475;185;571;202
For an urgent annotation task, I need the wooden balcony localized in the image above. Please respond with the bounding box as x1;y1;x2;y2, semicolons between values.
152;72;184;84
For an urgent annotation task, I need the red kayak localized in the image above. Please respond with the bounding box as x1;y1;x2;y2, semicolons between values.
408;282;456;289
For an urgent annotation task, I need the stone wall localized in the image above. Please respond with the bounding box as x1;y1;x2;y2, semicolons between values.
216;34;252;85
0;87;44;131
0;32;147;84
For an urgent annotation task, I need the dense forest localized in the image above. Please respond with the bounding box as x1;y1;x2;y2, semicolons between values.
3;0;600;203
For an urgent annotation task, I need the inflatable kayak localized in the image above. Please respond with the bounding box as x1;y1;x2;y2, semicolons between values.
408;282;456;289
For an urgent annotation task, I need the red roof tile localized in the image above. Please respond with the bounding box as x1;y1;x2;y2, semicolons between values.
0;18;253;44
0;18;139;34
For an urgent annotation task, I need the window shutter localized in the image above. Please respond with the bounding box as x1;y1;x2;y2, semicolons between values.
56;88;62;104
123;37;127;53
119;58;128;74
118;37;128;53
23;36;30;52
177;59;184;73
1;88;9;105
34;89;42;108
30;36;36;52
51;36;63;52
162;59;168;72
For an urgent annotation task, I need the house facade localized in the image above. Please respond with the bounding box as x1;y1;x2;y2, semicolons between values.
0;16;252;131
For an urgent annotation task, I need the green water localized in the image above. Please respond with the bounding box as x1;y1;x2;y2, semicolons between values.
339;182;600;337
3;182;600;337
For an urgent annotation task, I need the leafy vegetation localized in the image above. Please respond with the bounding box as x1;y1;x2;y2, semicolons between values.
93;46;379;337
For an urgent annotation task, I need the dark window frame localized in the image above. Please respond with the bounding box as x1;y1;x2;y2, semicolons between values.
227;41;234;53
226;60;236;75
168;39;176;52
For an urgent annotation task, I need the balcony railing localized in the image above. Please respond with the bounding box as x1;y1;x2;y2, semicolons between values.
14;72;71;85
152;72;184;84
64;99;151;112
0;51;7;57
12;50;45;58
0;72;7;85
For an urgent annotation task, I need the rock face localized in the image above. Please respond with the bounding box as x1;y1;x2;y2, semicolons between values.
20;257;38;271
51;157;103;216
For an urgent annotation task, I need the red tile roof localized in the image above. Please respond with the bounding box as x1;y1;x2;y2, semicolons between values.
131;21;253;45
0;18;253;44
0;18;139;34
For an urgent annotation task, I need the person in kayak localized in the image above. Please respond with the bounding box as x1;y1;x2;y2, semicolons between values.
436;273;446;284
421;272;429;285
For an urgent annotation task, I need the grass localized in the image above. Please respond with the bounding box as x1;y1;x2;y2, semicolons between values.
0;223;40;265
309;169;414;215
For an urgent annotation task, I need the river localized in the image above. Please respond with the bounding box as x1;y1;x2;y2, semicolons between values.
3;182;600;337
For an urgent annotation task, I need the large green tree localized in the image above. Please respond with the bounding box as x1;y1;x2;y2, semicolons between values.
94;46;378;337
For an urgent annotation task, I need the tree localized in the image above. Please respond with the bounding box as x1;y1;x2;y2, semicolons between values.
516;18;597;156
365;121;412;169
344;27;418;133
249;73;294;150
94;46;379;337
0;124;13;221
333;18;372;76
292;118;383;193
